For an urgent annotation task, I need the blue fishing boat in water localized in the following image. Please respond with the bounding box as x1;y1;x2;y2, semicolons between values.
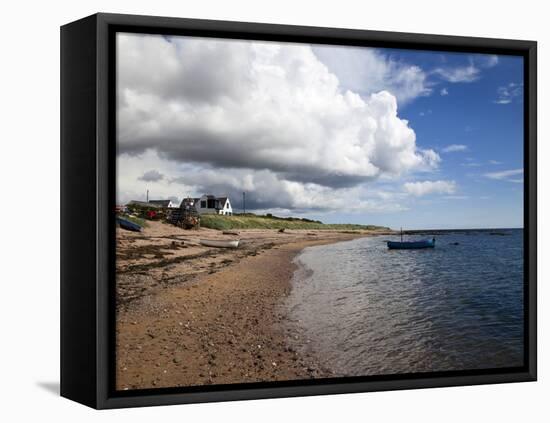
116;216;143;232
387;227;435;249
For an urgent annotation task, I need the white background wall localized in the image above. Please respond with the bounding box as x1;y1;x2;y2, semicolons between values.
1;0;546;421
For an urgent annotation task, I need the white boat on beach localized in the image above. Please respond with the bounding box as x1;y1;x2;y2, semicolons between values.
200;239;240;248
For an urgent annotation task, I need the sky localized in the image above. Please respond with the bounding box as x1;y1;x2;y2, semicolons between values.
116;33;524;229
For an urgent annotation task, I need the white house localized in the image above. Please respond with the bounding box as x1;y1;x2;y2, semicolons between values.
193;195;233;215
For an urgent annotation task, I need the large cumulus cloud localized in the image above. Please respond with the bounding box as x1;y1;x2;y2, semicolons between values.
117;33;440;212
312;45;432;105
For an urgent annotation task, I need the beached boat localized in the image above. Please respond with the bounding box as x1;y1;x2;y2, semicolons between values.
116;216;143;232
387;238;435;249
200;239;240;248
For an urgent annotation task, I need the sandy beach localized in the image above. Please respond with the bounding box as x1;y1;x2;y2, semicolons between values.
116;221;392;390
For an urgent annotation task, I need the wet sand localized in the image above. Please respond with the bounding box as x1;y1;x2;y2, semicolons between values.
116;221;392;390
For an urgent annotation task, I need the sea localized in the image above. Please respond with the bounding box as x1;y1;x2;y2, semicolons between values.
284;229;524;376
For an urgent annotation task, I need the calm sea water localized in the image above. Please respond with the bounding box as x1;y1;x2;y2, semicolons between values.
284;229;524;376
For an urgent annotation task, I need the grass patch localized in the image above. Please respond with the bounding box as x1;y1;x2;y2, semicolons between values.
200;214;389;231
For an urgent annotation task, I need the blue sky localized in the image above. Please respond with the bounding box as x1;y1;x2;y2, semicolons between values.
117;34;524;229
401;53;524;229
310;47;525;229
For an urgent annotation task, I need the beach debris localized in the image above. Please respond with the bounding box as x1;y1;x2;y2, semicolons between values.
278;228;285;233
169;198;201;229
222;231;240;235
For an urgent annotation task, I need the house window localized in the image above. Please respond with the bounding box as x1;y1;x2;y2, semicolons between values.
201;201;206;208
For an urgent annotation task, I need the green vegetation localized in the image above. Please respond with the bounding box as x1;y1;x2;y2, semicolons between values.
199;213;390;231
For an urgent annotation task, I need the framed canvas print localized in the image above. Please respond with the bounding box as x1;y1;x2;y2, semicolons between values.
60;13;537;409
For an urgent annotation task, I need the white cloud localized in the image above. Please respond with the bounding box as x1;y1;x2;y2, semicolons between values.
403;180;457;196
494;82;523;105
418;149;441;169
312;46;431;105
440;88;449;96
431;54;498;84
483;168;523;181
432;64;480;83
488;160;503;165
474;54;499;68
117;34;440;211
442;144;468;153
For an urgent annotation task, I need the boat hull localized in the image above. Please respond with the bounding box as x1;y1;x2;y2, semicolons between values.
387;239;434;249
116;217;143;232
200;239;240;248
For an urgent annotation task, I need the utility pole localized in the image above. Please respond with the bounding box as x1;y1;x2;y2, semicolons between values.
146;189;149;203
243;192;246;214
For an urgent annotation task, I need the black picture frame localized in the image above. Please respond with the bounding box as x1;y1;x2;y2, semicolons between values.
61;12;537;409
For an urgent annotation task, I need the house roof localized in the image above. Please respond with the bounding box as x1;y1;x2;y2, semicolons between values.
218;197;228;205
148;200;172;207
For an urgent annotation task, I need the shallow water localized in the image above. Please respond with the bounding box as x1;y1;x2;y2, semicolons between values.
284;229;524;376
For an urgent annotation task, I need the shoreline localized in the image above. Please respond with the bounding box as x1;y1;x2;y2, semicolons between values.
115;223;384;390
